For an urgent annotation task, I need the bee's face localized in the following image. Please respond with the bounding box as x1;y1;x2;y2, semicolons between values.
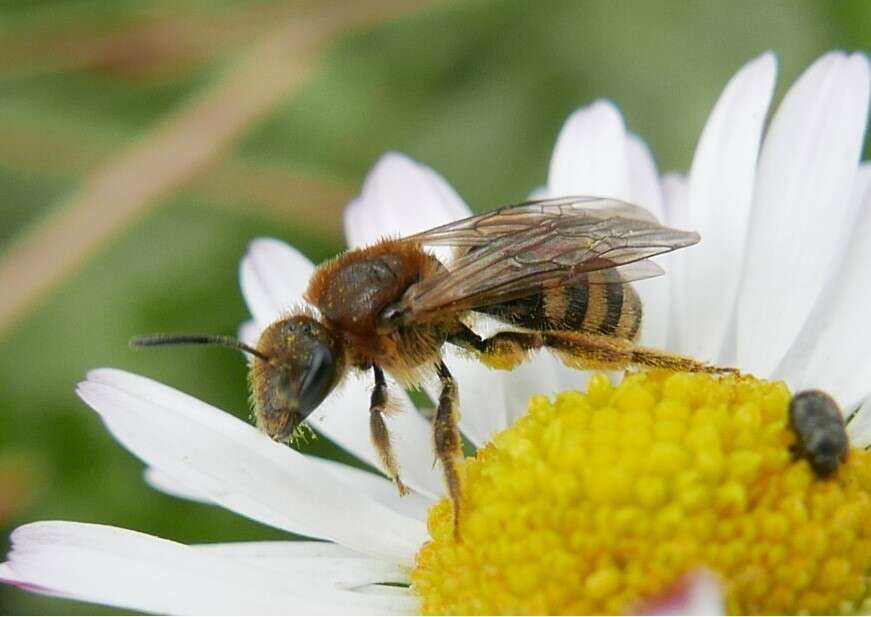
250;315;341;442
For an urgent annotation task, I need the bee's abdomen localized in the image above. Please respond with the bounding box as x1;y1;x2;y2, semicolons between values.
572;277;642;341
477;293;548;329
479;277;641;341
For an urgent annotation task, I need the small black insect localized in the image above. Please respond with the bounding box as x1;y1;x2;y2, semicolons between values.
789;389;849;477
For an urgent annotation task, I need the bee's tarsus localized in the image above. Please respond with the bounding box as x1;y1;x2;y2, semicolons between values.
434;361;464;538
369;366;407;494
395;478;410;497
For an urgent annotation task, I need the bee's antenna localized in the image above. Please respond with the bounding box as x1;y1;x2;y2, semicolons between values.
130;334;270;362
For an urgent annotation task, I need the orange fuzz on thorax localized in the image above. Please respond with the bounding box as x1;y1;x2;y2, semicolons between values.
304;240;448;383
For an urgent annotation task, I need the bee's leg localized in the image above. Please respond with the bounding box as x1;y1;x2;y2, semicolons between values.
629;345;736;373
448;325;543;370
542;330;734;374
434;361;464;538
370;365;408;496
450;325;732;373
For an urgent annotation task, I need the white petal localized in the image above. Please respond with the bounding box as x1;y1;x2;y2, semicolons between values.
423;347;509;447
503;351;574;424
239;238;315;328
737;52;870;376
0;522;417;615
307;457;433;521
528;185;548;199
676;52;777;363
627;133;665;221
308;370;444;500
847;396;871;448
0;563;74;600
236;319;261;363
192;542;410;588
238;319;260;348
625;134;669;349
633;277;670;350
194;542;417;601
547;99;632;201
661;173;691;352
77;369;427;565
344;152;472;256
146;463;432;524
856;161;871;201
192;540;369;560
662;173;690;229
776;164;871;406
143;468;211;504
637;570;725;615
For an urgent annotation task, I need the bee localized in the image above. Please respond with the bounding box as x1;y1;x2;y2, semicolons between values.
132;196;730;531
789;389;849;477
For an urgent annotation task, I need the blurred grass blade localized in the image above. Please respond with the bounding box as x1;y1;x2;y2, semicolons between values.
0;0;431;335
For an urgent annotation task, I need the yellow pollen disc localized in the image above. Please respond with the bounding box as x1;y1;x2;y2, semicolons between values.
410;371;871;615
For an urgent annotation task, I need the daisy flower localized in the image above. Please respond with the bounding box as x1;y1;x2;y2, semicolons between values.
2;49;871;615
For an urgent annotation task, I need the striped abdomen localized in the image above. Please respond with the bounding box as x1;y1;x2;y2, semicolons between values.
477;274;642;341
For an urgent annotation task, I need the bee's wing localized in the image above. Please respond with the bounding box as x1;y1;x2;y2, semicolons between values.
402;197;697;319
406;196;659;248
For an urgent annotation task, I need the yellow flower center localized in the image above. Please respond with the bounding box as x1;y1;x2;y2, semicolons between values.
411;371;871;615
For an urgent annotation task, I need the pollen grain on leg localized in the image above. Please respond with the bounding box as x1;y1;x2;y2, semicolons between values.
411;371;871;615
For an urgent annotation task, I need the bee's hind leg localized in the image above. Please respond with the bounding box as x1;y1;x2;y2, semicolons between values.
369;365;408;496
434;361;464;538
542;330;734;374
448;324;543;370
449;325;733;374
630;345;736;374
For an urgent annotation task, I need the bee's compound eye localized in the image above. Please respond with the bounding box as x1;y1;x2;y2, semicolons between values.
297;342;336;418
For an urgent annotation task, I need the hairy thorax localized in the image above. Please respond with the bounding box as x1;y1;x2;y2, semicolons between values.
305;239;452;385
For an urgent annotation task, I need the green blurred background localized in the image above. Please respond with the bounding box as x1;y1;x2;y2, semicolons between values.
0;0;868;613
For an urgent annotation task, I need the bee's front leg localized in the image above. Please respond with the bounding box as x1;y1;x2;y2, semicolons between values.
434;361;464;538
369;365;408;496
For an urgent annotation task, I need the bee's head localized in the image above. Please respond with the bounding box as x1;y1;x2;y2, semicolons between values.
130;314;342;443
249;315;342;442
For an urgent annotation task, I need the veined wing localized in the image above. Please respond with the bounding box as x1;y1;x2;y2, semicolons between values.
406;196;659;248
401;197;697;319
